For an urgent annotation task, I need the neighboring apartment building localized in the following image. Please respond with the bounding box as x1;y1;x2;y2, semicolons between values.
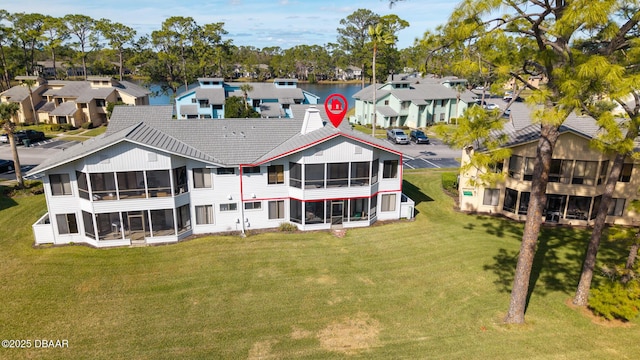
28;105;414;248
0;76;150;127
458;102;640;226
175;78;320;119
352;74;477;128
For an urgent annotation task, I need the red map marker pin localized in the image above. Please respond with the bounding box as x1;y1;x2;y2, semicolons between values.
324;93;348;128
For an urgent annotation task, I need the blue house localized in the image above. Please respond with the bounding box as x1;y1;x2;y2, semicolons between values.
175;78;320;119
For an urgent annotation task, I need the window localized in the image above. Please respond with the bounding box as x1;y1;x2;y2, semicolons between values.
193;168;212;188
268;200;285;219
508;156;523;179
290;199;302;223
56;213;78;234
198;99;209;108
220;203;237;212
549;159;572;183
598;160;609;185
244;201;261;210
82;211;95;239
591;196;602;220
90;172;116;200
151;209;175;236
619;163;633;182
216;167;235;175
371;160;379;184
95;99;106;107
195;205;214;224
370;194;378;219
117;171;146;199
96;212;121;240
566;196;590;220
383;160;398;179
146;170;171;197
76;171;89;200
305;164;324;188
518;192;530;215
572;161;597;185
268;165;284;184
523;157;535;181
490;161;504;174
327;163;349;187
503;188;517;213
381;194;396;212
177;205;191;233
173;166;188;194
289;162;302;188
608;198;626;216
350;162;370;186
483;189;500;206
350;198;368;221
305;201;325;224
244;166;261;174
50;173;71;196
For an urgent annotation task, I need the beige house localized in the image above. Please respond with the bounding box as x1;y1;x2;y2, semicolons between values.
459;102;639;226
0;76;150;127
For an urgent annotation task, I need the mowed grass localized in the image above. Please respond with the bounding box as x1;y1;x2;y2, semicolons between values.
1;169;639;359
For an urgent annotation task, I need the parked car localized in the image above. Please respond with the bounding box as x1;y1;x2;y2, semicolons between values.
409;129;430;144
0;159;13;173
16;129;45;144
386;128;409;144
0;130;45;145
483;103;500;110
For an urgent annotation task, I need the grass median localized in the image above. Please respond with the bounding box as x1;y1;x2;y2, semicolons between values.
0;169;638;359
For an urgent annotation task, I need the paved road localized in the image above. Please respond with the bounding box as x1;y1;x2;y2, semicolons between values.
0;139;71;180
382;137;461;170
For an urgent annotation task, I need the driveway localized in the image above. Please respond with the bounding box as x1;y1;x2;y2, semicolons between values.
382;137;461;170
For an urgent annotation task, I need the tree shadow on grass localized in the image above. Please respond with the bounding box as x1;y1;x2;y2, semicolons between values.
481;222;628;312
0;192;18;211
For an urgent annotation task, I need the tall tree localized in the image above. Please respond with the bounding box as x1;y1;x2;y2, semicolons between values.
22;78;39;124
239;83;253;111
336;9;380;88
161;17;198;90
573;11;640;305
368;23;394;135
64;14;97;80
0;102;24;188
10;12;45;76
42;15;69;79
0;10;13;89
95;19;136;81
441;0;638;324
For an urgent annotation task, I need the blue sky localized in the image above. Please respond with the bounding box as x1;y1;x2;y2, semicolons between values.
4;0;457;49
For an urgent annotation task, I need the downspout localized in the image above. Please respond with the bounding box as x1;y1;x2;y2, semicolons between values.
239;165;246;236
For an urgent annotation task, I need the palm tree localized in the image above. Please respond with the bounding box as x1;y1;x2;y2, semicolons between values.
239;83;253;112
368;23;394;136
0;102;24;188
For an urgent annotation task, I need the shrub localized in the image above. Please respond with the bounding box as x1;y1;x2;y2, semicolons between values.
441;172;459;195
278;222;298;232
589;280;640;321
60;124;75;131
81;122;94;129
50;124;61;132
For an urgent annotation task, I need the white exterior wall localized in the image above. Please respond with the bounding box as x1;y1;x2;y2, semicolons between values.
34;135;407;247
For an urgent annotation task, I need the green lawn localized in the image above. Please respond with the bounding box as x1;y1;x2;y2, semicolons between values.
1;170;638;359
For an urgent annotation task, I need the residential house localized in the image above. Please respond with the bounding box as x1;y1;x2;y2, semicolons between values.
175;78;320;119
0;76;150;126
28;104;414;247
335;66;362;81
352;74;477;128
458;101;640;226
35;60;87;78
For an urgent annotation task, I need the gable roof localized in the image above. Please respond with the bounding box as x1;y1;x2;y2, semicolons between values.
28;104;402;176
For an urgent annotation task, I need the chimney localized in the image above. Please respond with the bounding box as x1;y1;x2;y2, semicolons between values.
300;106;325;134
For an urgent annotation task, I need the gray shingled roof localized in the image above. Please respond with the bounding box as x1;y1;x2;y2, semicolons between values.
28;104;403;176
179;104;198;116
76;88;114;103
195;88;225;104
50;102;77;116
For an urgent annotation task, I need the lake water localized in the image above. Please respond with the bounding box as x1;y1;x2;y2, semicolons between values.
145;82;363;110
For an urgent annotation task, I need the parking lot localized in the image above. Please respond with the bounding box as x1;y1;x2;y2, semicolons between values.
0;139;73;180
382;137;461;170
